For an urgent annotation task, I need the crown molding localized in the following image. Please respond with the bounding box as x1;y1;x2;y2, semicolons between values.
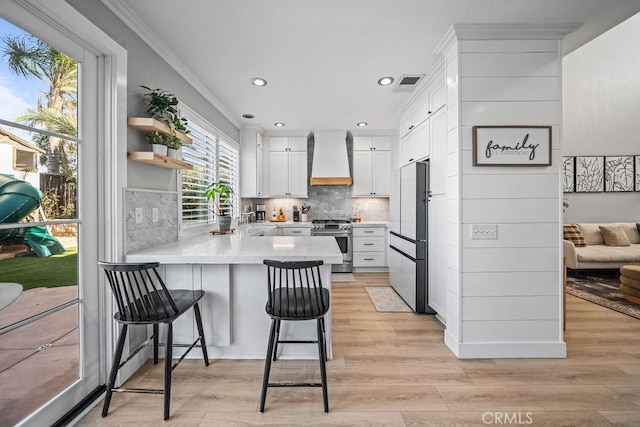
100;0;240;129
452;23;582;40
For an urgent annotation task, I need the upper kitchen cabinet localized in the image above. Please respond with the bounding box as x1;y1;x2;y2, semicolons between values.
268;135;308;197
352;135;392;151
397;69;445;167
240;125;265;198
269;136;307;152
352;133;393;197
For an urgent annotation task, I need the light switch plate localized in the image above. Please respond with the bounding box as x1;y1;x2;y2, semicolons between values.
152;207;159;223
471;224;497;240
135;207;143;224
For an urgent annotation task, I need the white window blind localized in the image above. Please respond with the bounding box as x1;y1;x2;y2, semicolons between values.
180;106;239;232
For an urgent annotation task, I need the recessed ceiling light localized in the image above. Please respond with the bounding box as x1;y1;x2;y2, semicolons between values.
274;122;285;127
357;122;368;127
242;113;255;119
251;77;267;87
377;76;394;86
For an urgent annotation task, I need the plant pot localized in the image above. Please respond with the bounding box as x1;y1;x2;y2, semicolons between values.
218;215;232;232
167;147;181;159
151;144;167;156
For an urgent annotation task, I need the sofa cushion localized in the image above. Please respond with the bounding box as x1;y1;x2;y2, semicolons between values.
563;224;586;247
576;244;640;263
577;223;605;245
600;225;631;246
619;223;640;244
621;265;640;281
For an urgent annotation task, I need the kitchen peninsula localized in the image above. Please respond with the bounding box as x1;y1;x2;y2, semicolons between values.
126;232;342;359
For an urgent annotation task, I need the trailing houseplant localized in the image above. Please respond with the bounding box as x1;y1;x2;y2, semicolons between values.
205;182;234;231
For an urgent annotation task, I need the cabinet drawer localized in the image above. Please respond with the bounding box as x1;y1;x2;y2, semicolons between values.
353;227;386;237
353;236;385;252
353;252;386;267
282;227;311;236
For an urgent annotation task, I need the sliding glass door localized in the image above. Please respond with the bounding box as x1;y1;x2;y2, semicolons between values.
0;12;101;425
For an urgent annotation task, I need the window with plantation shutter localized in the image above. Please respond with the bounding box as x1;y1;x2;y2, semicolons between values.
180;105;239;235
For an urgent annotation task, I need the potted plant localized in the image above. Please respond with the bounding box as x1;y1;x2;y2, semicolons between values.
165;134;182;159
205;182;234;232
146;131;169;156
140;86;190;155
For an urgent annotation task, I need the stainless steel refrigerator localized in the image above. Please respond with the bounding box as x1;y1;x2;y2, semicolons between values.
388;160;434;314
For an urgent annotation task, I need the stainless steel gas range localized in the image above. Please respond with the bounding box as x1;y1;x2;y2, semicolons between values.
311;219;352;273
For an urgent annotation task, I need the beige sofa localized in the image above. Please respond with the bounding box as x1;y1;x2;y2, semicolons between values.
563;223;640;270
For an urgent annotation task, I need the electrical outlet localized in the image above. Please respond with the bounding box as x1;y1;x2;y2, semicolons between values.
152;207;159;223
470;224;497;240
135;208;143;224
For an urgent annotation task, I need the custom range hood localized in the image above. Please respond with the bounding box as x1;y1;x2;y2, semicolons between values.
310;131;352;186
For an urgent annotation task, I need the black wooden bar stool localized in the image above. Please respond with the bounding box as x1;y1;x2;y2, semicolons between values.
259;259;329;413
99;262;209;420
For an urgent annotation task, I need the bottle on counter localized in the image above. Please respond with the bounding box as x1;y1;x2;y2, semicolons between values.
271;207;277;221
293;205;300;222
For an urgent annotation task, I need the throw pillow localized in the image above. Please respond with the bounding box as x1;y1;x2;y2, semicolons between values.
599;225;631;246
563;224;586;247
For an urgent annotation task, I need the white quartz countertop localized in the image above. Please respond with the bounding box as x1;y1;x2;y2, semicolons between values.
126;234;343;265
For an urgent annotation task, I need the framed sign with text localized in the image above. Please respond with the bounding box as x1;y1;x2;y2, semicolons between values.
472;125;552;167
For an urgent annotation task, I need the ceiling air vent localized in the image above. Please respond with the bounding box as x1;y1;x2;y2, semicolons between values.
391;74;424;93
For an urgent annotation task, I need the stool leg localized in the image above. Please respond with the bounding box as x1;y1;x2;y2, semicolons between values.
102;324;128;417
317;319;329;412
320;318;327;361
272;319;281;361
164;323;173;421
193;303;209;366
153;324;159;364
259;319;277;413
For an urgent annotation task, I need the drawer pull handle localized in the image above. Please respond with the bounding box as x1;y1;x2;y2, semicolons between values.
364;230;374;233
364;258;374;261
291;230;301;233
364;243;374;246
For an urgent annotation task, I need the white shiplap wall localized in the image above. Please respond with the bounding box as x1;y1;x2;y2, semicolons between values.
439;27;570;358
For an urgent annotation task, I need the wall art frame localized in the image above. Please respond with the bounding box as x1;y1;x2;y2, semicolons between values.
472;125;552;166
605;156;635;192
575;156;604;193
562;156;575;193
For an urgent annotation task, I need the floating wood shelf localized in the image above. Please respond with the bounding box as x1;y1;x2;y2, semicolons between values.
127;117;192;144
127;151;194;170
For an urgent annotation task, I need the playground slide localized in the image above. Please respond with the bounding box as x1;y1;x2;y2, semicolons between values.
0;175;65;257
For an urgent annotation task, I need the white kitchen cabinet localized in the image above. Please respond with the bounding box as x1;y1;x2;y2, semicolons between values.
240;126;265;197
397;69;445;167
399;136;415;166
268;136;308;197
353;135;392;151
269;136;306;152
429;108;447;195
352;150;391;197
281;227;311;236
353;226;387;268
413;120;430;161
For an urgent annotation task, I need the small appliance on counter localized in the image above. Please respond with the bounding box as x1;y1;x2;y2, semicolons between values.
255;204;266;222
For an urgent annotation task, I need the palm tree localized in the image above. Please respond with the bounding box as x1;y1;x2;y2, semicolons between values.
1;34;77;177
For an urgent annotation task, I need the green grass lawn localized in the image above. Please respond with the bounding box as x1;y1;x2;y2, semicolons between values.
0;247;78;291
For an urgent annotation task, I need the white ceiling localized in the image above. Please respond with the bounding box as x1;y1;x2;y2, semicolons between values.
104;0;640;133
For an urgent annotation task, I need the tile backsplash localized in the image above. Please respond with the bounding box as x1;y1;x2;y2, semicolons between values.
125;189;178;253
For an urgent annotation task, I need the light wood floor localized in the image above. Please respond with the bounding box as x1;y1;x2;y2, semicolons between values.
79;273;640;426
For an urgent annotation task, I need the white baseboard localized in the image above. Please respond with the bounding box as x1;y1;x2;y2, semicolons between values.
445;331;566;359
